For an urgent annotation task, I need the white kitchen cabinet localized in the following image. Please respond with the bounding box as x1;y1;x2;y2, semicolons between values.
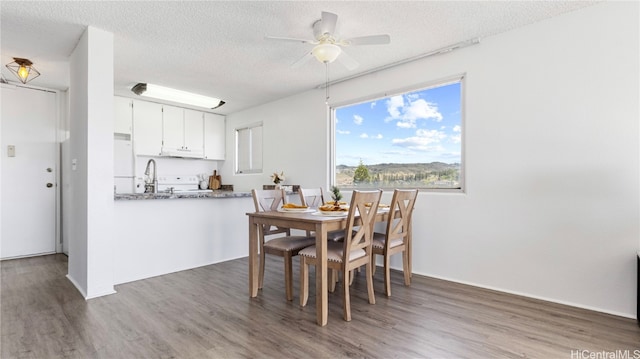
161;106;204;158
161;105;184;150
114;97;133;135
184;109;204;152
132;100;163;156
203;113;225;160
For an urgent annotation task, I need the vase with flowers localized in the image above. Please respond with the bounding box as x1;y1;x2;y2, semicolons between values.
271;171;285;189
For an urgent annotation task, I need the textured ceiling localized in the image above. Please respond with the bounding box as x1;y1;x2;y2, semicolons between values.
0;1;597;114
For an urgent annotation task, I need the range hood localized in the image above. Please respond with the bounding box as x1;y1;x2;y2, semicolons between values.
160;147;204;159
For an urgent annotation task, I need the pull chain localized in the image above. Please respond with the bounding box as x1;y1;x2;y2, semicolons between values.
325;62;330;105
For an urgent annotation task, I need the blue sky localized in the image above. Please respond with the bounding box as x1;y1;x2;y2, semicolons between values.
335;81;461;167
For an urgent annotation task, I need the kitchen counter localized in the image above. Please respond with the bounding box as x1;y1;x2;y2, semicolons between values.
114;190;251;201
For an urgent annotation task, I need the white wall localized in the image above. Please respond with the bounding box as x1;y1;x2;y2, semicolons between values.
223;2;639;317
67;26;116;299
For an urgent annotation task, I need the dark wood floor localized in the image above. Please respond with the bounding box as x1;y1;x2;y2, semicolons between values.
1;254;638;358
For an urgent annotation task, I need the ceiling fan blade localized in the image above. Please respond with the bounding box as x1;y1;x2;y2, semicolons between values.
336;50;359;71
264;35;316;44
291;51;314;69
342;34;391;46
318;11;338;36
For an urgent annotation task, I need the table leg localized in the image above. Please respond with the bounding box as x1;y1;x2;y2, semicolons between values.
315;223;328;326
248;218;259;297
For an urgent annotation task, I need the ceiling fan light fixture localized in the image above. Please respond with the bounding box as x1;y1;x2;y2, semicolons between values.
5;57;40;84
131;83;225;109
312;43;342;64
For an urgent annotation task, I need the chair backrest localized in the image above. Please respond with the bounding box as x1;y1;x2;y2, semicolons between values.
343;190;383;261
384;189;418;249
251;189;287;212
298;187;325;208
251;189;289;236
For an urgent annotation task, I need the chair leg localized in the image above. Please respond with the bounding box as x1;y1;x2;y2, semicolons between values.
371;254;377;276
384;254;391;297
284;252;293;301
349;269;355;286
402;249;411;286
365;260;376;305
300;256;308;306
342;269;351;322
329;269;337;293
259;249;266;289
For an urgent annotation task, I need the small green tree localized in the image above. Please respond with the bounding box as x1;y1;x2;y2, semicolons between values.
330;186;343;203
353;159;371;184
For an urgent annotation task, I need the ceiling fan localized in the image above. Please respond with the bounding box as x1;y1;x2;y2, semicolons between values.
265;11;391;71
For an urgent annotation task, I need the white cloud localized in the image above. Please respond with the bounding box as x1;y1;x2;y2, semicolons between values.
451;134;461;143
374;134;383;139
353;114;363;125
453;125;461;132
360;133;369;138
397;120;415;129
336;129;350;135
386;95;404;119
385;95;443;126
391;129;447;151
404;99;443;122
370;102;376;109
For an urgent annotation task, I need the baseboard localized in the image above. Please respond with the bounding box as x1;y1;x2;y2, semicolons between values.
417;271;635;320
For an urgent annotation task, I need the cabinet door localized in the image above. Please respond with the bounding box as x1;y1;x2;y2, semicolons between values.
203;113;225;160
114;97;132;134
162;105;184;150
132;100;163;156
183;109;204;152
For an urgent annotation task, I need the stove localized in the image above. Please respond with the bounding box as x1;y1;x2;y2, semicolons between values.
157;175;212;193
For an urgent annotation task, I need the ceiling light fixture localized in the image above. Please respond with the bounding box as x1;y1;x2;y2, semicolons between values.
131;83;225;109
5;57;41;84
311;43;342;64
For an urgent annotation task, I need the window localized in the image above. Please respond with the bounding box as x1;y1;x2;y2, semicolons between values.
236;122;263;174
332;77;463;190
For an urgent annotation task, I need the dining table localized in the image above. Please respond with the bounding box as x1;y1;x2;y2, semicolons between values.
247;207;394;326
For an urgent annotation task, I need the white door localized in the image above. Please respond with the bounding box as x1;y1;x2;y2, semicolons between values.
1;85;57;259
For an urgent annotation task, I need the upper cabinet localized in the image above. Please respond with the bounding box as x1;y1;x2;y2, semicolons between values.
119;96;225;160
204;113;225;160
132;100;163;156
114;97;133;135
161;106;204;158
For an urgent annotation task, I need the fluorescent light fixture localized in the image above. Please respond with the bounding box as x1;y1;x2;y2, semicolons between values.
131;83;225;109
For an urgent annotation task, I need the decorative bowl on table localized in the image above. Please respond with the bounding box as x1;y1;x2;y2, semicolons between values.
281;203;309;212
318;203;349;215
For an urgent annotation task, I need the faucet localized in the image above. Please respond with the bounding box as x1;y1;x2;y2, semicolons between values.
144;159;158;194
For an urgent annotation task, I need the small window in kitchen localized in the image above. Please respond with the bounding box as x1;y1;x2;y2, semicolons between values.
236;122;263;174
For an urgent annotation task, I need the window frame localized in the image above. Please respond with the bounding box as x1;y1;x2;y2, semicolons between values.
235;122;263;174
329;74;466;192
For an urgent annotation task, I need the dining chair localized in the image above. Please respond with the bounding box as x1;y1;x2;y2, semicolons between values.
370;189;418;297
299;190;382;321
251;189;315;301
298;187;346;242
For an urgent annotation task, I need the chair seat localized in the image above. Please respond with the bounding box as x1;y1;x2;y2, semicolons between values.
327;229;346;241
264;236;315;252
372;232;403;250
300;241;366;263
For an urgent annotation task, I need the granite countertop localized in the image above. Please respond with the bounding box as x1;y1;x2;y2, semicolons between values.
115;190;251;201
